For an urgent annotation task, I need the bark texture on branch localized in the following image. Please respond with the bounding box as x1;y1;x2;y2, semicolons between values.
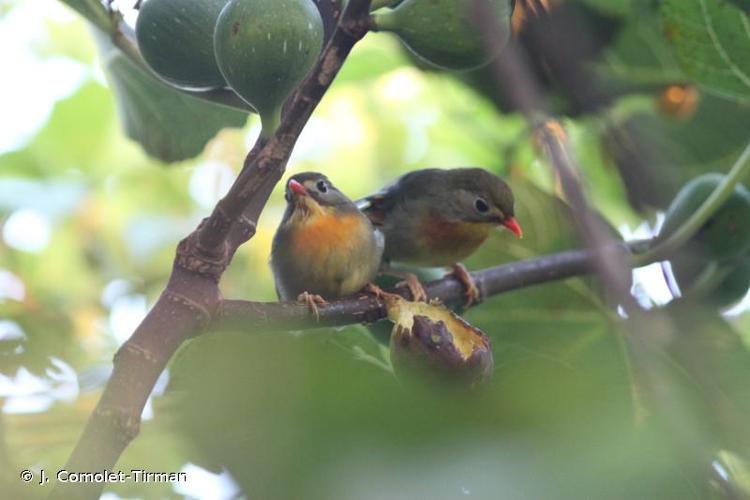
214;249;599;333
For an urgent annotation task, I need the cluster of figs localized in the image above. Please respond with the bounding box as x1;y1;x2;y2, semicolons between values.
135;0;511;137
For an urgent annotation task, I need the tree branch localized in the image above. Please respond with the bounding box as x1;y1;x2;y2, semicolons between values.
52;2;373;499
214;248;601;333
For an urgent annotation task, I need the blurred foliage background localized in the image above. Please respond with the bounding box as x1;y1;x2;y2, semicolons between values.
3;0;750;498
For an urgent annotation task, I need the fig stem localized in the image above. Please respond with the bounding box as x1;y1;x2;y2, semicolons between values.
260;108;282;140
369;9;397;31
370;0;400;11
632;141;750;267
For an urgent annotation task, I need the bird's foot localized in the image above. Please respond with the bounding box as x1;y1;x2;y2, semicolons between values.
297;291;328;321
397;272;428;302
449;263;481;308
363;283;402;304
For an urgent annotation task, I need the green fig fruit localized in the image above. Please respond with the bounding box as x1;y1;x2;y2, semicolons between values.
670;254;750;308
386;297;493;387
214;0;324;136
660;173;750;263
372;0;512;71
710;259;750;307
136;0;228;89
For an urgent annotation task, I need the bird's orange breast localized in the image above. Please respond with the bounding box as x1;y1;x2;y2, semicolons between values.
291;211;368;259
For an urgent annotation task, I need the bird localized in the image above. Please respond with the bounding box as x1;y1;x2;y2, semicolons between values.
358;167;522;305
270;172;385;317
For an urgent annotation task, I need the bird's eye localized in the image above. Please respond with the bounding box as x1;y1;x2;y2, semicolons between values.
317;181;328;193
475;198;489;213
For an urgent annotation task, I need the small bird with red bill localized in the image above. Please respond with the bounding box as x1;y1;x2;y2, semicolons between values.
270;172;385;316
358;167;522;305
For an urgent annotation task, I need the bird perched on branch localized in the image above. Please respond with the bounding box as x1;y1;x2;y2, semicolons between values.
271;172;384;316
358;168;522;305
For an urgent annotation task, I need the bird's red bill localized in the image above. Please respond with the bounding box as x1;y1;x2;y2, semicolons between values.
502;217;523;238
289;179;307;196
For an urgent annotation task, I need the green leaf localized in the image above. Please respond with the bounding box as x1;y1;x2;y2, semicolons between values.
604;92;750;209
96;35;248;163
165;311;720;499
597;9;685;87
662;302;750;456
662;0;750;101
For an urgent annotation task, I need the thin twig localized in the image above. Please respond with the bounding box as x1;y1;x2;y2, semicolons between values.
473;0;634;304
